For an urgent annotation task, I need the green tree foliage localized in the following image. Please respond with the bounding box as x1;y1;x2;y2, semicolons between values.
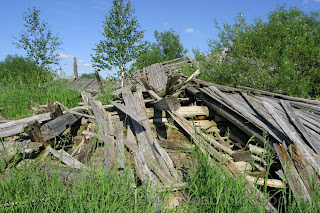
196;6;320;98
91;0;146;87
79;73;96;79
13;5;63;83
0;55;54;85
132;29;188;70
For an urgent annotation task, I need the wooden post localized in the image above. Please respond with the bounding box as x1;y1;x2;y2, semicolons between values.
73;56;78;79
95;69;105;94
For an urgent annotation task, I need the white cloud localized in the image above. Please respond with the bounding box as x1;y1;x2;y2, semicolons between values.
313;0;320;2
78;70;85;74
78;59;85;63
58;53;73;60
186;28;195;33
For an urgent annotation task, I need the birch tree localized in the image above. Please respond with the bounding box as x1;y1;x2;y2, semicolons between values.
91;0;146;87
13;5;63;84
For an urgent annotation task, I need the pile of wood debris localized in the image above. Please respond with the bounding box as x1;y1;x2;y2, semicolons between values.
1;55;320;212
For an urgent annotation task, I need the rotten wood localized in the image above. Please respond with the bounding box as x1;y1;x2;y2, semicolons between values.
40;114;81;141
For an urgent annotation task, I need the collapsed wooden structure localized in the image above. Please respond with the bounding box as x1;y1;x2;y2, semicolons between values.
1;55;320;211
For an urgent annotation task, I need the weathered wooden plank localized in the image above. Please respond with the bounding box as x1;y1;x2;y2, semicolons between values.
89;99;116;170
246;175;284;188
110;101;147;122
81;91;94;116
122;87;173;184
134;90;180;180
208;86;283;143
280;100;320;155
94;70;104;94
48;102;63;120
186;86;268;146
0;113;50;138
40;114;81;141
273;143;311;202
166;74;180;95
77;136;96;164
262;101;320;175
56;101;95;119
147;63;168;92
146;105;209;118
115;120;125;168
237;85;320;106
46;145;86;169
153;96;181;111
231;151;251;162
73;56;78;79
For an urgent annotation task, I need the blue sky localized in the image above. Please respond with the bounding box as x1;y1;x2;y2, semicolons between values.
1;0;320;78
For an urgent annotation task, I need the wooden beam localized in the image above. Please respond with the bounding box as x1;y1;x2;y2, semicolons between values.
0;113;50;138
95;70;104;94
46;145;86;169
263;100;320;175
280;100;320;155
110;101;148;122
115;120;125;168
40;114;81;141
89;99;116;170
73;56;78;79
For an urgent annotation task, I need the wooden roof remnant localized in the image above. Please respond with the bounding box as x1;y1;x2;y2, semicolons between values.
1;55;320;211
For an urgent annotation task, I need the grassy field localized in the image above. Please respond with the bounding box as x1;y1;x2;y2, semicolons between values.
0;80;81;120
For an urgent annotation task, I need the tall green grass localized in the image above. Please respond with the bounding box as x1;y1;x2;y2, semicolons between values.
0;161;164;212
0;80;81;120
185;148;263;212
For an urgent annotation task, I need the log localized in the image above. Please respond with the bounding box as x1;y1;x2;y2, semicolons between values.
0;113;50;138
40;114;81;141
158;140;194;151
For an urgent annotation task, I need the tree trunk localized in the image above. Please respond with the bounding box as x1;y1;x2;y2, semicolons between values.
121;65;124;88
